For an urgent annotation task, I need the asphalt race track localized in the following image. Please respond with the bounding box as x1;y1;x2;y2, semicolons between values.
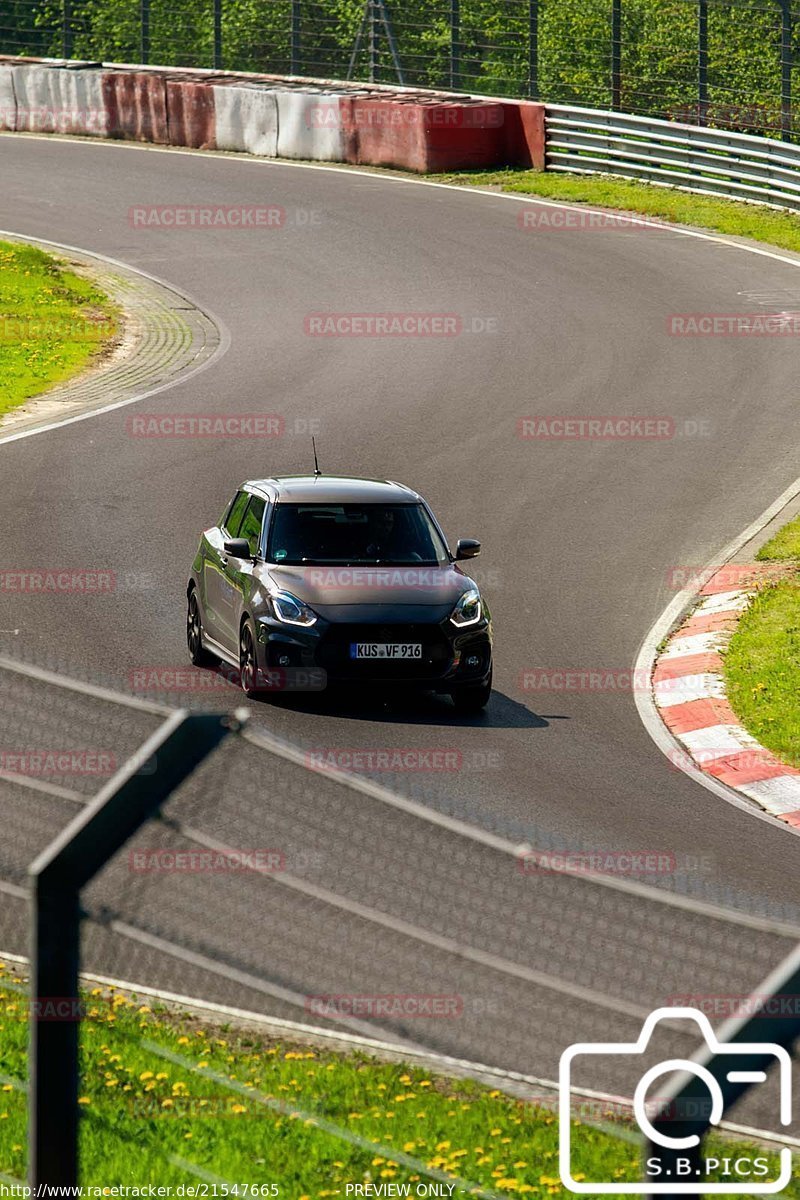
2;135;800;1114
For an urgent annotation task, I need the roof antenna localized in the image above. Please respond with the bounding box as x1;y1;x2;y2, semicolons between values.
312;436;322;477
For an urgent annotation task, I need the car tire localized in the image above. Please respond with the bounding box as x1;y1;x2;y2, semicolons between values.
186;588;214;667
450;669;492;714
238;619;261;696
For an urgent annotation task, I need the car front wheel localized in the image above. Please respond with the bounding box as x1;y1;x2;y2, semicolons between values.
450;669;492;714
187;588;213;667
239;621;260;696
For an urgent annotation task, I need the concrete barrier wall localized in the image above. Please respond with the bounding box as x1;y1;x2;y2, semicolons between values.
213;84;278;157
0;64;15;131
343;95;507;172
12;64;107;136
166;76;216;149
102;71;169;143
500;100;546;170
276;90;350;161
2;57;547;173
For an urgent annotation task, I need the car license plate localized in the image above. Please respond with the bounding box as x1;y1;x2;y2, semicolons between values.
350;643;422;660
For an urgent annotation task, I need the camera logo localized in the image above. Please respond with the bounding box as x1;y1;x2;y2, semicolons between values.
559;1007;792;1193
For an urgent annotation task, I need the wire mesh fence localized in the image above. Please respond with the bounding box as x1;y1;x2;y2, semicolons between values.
2;651;800;1187
2;0;800;139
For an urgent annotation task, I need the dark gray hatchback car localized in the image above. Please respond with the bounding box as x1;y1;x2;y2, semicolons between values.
186;475;493;712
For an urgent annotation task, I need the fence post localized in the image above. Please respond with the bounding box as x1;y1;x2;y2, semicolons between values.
450;0;461;91
30;884;80;1180
369;0;377;81
62;0;73;59
612;0;622;110
781;0;793;141
697;0;708;124
213;0;223;69
141;0;150;65
28;708;247;1188
290;0;301;74
528;0;539;100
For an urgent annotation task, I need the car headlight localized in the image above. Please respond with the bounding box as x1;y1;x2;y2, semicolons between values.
269;591;318;627
450;587;482;627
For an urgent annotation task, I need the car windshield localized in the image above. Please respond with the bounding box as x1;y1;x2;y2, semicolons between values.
267;503;449;566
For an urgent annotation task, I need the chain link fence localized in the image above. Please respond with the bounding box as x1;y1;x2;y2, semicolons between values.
2;0;800;139
2;651;800;1186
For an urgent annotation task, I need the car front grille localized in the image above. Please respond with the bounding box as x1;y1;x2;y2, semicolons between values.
316;623;452;680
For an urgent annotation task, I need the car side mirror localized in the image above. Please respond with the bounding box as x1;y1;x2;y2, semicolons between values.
223;538;252;559
455;538;481;560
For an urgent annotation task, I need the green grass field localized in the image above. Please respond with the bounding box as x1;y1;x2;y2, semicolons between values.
436;169;800;255
0;240;119;416
0;962;794;1196
723;516;800;767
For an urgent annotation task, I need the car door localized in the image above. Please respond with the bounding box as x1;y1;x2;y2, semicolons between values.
203;489;250;647
216;494;268;656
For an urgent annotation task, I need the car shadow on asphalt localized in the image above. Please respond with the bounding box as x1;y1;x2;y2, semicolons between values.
254;686;551;729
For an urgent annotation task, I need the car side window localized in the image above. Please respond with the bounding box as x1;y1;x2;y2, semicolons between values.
239;496;267;558
224;491;250;538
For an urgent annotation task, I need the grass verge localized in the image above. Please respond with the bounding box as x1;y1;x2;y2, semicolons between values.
724;516;800;766
434;169;800;253
757;514;800;563
0;962;794;1196
0;239;119;416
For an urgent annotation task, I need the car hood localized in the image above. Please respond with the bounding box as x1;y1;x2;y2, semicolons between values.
259;562;476;615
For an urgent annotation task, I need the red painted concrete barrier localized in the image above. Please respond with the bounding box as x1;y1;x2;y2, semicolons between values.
102;71;168;143
500;100;546;170
166;76;216;149
345;95;507;173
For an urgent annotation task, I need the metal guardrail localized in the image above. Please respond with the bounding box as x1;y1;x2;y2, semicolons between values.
546;104;800;212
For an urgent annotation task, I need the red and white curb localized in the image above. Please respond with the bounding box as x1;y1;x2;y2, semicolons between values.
653;565;800;826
